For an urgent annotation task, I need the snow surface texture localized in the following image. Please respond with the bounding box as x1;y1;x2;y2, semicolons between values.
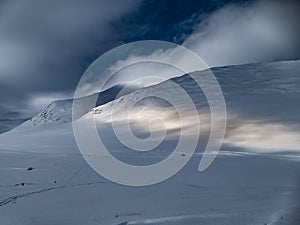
0;60;300;224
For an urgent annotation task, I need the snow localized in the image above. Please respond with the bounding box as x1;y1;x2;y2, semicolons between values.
21;100;73;127
0;144;299;225
19;85;137;128
0;60;300;224
85;60;300;153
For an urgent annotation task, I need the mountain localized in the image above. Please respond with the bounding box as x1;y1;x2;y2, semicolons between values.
9;60;300;154
20;85;138;128
83;60;300;153
78;60;300;124
16;60;300;153
0;60;300;225
20;60;300;130
85;60;300;123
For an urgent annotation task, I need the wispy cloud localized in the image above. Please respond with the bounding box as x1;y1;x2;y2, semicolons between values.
183;0;300;66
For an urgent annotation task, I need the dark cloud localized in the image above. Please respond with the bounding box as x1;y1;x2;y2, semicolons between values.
0;0;141;87
0;0;141;132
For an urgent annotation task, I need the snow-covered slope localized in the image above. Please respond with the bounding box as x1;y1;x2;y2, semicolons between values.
19;60;300;129
84;60;300;153
20;85;138;128
88;60;300;122
5;60;300;154
22;99;73;127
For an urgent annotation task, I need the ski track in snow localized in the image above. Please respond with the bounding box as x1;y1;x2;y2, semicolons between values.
0;181;106;207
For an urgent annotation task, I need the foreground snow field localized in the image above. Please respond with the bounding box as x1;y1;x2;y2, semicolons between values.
0;139;299;225
0;60;300;224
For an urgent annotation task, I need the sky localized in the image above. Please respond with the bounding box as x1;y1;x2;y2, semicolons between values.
0;0;299;133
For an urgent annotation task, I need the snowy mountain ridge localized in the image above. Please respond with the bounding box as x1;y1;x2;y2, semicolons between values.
83;60;300;153
19;60;300;130
88;59;300;120
22;99;73;127
19;85;138;128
